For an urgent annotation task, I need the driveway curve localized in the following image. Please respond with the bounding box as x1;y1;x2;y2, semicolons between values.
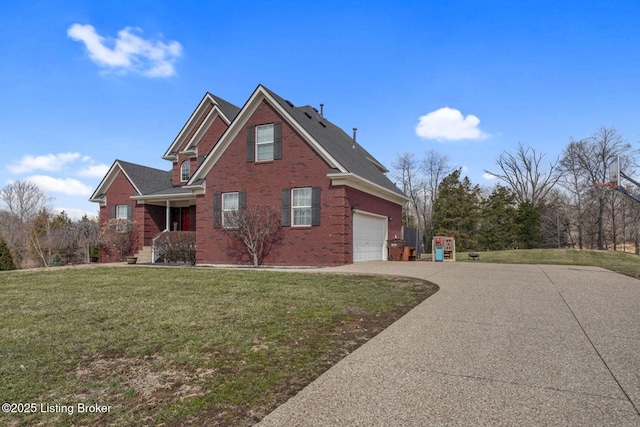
258;262;640;426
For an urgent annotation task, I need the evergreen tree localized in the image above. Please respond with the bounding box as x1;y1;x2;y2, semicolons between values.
516;201;542;249
478;185;518;250
432;169;481;251
0;235;16;270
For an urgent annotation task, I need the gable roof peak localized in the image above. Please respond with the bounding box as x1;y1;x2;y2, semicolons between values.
162;92;241;161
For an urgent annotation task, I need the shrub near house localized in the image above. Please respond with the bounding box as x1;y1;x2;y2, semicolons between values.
90;85;406;266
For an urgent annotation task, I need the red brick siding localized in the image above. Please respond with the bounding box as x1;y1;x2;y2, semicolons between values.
99;171;144;262
197;115;229;157
344;186;404;253
98;170;169;262
172;109;229;185
142;204;165;245
196;100;353;266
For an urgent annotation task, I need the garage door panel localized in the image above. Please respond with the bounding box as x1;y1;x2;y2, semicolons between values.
353;213;387;263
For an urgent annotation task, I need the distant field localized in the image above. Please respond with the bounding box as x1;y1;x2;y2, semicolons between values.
458;248;640;278
0;266;436;426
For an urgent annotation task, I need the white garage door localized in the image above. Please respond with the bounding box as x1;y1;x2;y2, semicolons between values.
353;212;387;263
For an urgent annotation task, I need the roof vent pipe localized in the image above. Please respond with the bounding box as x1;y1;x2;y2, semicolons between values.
352;128;357;149
320;103;324;117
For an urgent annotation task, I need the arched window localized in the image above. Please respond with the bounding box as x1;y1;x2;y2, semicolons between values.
181;161;190;181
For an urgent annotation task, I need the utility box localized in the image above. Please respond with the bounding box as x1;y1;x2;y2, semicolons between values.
432;236;455;262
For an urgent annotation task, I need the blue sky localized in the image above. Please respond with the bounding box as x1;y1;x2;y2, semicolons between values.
2;1;640;219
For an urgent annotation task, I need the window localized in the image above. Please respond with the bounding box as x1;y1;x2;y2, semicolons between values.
246;123;281;162
222;192;239;228
114;204;132;233
256;124;274;161
116;205;129;219
181;161;191;181
292;188;312;226
281;187;320;227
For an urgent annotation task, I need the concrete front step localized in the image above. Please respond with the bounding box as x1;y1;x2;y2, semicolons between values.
135;246;152;263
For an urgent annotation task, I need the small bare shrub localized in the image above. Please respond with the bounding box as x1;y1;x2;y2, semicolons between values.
101;219;138;261
154;231;196;264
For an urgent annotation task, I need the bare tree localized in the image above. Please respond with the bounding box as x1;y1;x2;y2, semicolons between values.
421;150;453;243
392;152;423;228
559;138;591;249
222;204;283;267
0;181;52;266
484;143;561;207
0;181;51;224
568;127;633;249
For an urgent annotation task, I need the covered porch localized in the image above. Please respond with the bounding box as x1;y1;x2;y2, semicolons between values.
132;191;197;262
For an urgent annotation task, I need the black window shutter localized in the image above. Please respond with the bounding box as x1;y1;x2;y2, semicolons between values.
311;187;321;226
109;206;116;219
213;193;221;228
274;122;282;160
281;189;291;227
246;125;255;162
239;192;246;210
127;204;133;221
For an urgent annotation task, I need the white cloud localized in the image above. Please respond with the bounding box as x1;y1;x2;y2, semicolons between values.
67;24;182;77
8;153;81;174
482;172;497;181
416;107;489;141
27;175;93;196
78;164;110;178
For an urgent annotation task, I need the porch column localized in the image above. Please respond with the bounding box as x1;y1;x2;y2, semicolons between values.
166;200;171;231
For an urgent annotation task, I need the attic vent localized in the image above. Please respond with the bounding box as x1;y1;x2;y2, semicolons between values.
285;100;294;107
319;121;326;128
304;112;312;119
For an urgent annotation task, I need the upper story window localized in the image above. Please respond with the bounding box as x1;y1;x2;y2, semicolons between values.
180;161;191;181
246;123;281;163
256;124;274;161
292;187;312;226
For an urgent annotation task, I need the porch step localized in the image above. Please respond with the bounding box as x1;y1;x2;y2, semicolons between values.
135;246;153;263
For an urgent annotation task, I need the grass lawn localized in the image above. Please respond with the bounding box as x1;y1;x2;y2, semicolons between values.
458;248;640;278
0;266;437;426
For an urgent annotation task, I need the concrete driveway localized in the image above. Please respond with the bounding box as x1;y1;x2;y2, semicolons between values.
257;262;640;426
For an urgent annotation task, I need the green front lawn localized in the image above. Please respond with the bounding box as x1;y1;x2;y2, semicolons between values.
0;266;436;426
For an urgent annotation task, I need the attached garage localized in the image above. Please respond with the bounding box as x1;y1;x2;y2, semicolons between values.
353;211;388;263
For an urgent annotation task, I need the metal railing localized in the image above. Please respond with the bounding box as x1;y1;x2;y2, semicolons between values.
151;229;169;264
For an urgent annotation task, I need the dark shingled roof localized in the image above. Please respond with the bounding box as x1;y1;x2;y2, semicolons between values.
117;160;174;195
262;87;404;197
208;93;241;122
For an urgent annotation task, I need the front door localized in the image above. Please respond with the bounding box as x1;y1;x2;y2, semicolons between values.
181;208;190;231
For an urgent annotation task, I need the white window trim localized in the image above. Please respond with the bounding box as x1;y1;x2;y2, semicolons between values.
180;160;191;182
291;187;312;227
256;124;274;162
116;205;129;220
115;205;131;233
222;192;239;228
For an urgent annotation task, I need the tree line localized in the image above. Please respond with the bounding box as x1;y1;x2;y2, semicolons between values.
394;126;639;253
0;181;100;269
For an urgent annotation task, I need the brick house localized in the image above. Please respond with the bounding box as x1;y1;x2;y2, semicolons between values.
90;85;407;266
